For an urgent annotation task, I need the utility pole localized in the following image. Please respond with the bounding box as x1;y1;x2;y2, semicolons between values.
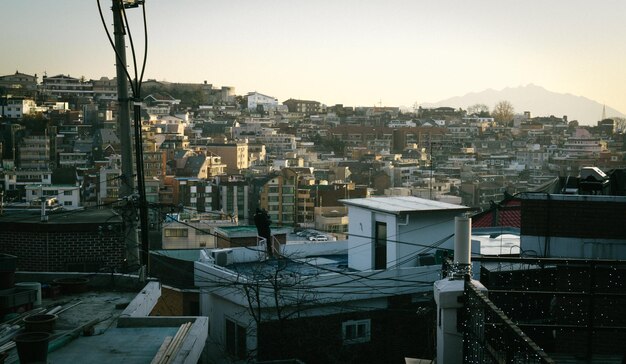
112;0;140;270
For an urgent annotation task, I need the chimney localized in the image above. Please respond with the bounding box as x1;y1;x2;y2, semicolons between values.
434;215;486;363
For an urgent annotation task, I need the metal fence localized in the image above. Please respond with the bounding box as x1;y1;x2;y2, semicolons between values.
476;257;626;361
463;279;555;364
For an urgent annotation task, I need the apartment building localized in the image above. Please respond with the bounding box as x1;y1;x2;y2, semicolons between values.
42;74;94;99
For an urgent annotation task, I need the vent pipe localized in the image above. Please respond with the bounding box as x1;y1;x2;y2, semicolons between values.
452;216;471;279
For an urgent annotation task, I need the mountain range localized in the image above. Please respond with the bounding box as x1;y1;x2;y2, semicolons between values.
421;84;624;125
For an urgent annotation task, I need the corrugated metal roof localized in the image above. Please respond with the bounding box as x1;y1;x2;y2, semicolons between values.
340;196;470;214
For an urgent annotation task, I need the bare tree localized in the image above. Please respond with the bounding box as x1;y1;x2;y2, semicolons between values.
467;103;490;117
492;100;514;125
233;255;329;362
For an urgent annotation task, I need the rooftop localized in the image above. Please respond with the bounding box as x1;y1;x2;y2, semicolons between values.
0;209;122;226
2;272;207;364
227;254;353;278
340;196;470;215
214;225;291;238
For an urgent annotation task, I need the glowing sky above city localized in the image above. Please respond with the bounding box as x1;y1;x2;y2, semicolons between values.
2;0;626;114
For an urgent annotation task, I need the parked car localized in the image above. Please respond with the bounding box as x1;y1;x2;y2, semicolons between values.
308;235;328;242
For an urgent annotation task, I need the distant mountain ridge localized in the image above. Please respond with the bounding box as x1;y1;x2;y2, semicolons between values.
421;84;625;125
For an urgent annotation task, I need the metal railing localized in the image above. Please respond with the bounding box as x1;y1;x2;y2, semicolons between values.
463;280;555;364
474;257;626;360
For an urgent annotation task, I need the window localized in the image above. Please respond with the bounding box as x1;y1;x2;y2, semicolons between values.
225;318;247;359
342;319;371;345
64;190;73;196
64;201;72;206
164;228;188;237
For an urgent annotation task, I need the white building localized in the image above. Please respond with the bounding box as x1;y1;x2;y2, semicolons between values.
25;184;81;210
3;98;37;118
245;92;278;111
559;128;606;158
2;170;52;192
341;196;471;271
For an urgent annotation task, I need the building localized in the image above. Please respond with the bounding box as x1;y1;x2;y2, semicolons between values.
91;76;118;103
0;71;38;95
520;192;626;259
245;92;278;111
97;155;122;205
178;153;227;179
42;74;94;100
216;176;251;222
194;196;472;363
2;97;38;119
165;177;213;212
560;128;606;158
203;142;249;174
282;98;322;115
455;167;626;362
341;196;471;270
258;169;299;226
0;209;125;272
58;152;89;169
161;212;234;249
25;184;81;210
2;170;52;195
212;225;290;249
18;133;51;170
0;274;207;363
256;131;297;156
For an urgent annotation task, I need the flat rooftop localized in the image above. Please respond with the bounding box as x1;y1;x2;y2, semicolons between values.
227;254;353;277
2;273;206;364
0;209;122;225
340;196;470;214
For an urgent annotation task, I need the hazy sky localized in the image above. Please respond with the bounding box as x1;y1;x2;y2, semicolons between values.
2;1;626;113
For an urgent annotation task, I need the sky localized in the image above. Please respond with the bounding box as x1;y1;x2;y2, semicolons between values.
2;0;626;113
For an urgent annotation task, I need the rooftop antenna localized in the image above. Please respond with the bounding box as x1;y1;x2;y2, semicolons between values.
602;104;606;121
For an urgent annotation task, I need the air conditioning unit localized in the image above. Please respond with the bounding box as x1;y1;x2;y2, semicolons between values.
211;249;233;266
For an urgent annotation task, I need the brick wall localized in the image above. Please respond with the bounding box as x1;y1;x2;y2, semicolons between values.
0;228;125;272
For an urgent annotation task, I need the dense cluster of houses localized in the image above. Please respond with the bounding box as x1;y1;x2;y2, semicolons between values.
2;70;626;362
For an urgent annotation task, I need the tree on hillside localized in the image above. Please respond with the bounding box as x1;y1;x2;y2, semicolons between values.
467;104;490;117
492;101;514;125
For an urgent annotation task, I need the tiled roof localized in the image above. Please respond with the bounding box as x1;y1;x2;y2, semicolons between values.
472;198;521;229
